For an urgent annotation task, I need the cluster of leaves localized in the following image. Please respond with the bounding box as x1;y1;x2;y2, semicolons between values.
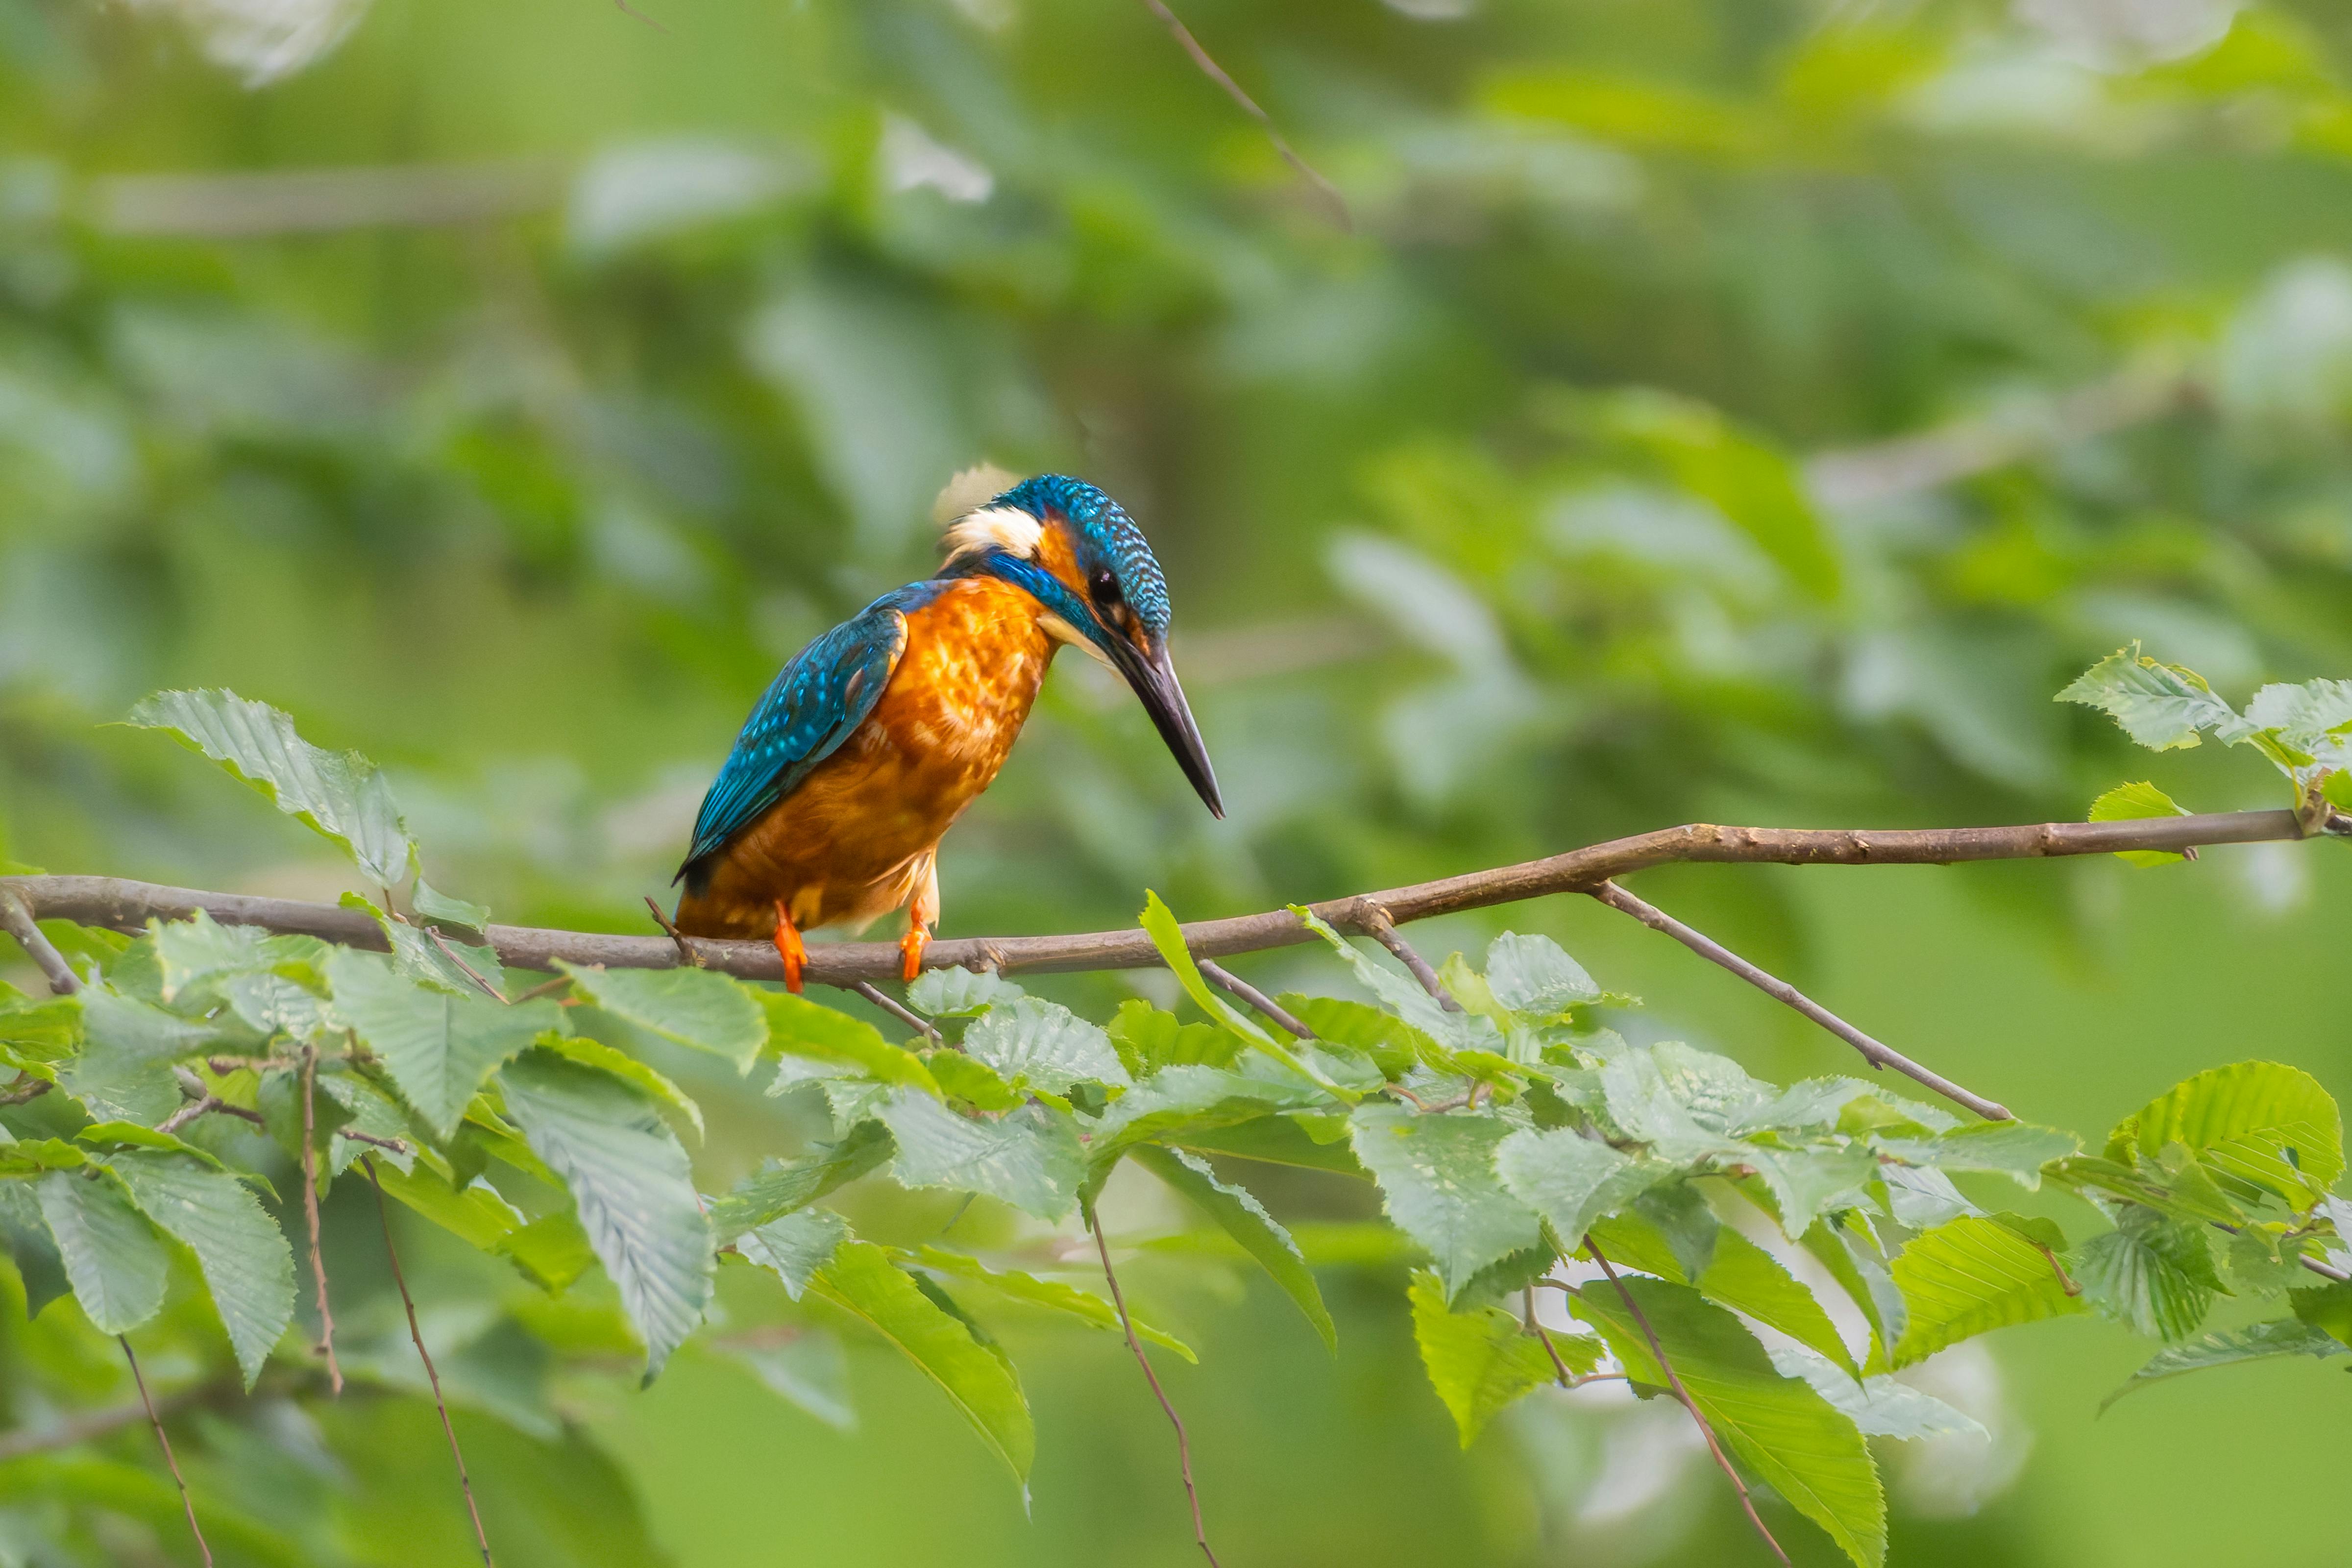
3;680;2350;1566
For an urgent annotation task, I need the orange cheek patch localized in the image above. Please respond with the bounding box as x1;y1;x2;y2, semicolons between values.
1033;521;1088;601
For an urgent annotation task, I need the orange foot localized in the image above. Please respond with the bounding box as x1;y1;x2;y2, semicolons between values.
900;925;929;983
773;900;807;995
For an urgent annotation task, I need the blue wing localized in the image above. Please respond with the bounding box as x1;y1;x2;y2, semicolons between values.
677;585;935;877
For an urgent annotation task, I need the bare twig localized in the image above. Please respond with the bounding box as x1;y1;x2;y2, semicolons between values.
0;1076;50;1106
426;925;509;1003
0;890;79;994
1135;0;1349;230
1357;906;1461;1011
1586;880;2010;1121
852;980;941;1043
93;163;562;238
121;1337;214;1568
299;1045;342;1396
1585;1238;1788;1565
365;1158;493;1565
3;809;2326;987
1197;958;1316;1040
508;975;574;1004
645;896;703;970
156;1095;267;1137
1088;1206;1222;1568
339;1127;410;1154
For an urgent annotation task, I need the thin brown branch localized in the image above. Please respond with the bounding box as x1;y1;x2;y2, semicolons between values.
156;1095;267;1137
1587;880;2012;1122
4;808;2328;986
121;1337;214;1568
0;1076;51;1106
644;895;703;970
339;1127;410;1154
1196;958;1316;1040
1088;1206;1222;1568
0;889;80;994
1584;1239;1788;1566
508;975;574;1005
426;925;509;1003
1134;0;1349;230
1357;905;1462;1011
853;980;941;1043
365;1158;494;1565
299;1045;343;1396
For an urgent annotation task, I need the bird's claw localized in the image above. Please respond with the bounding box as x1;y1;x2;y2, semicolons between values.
773;900;807;995
900;926;928;983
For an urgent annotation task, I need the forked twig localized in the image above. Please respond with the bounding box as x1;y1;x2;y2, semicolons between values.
1584;1238;1787;1565
1088;1205;1222;1568
1357;906;1462;1012
1197;957;1316;1040
1134;0;1350;229
299;1045;343;1396
121;1336;214;1568
0;890;79;994
852;980;941;1043
426;924;508;1003
1587;881;2011;1122
365;1157;494;1565
644;895;704;969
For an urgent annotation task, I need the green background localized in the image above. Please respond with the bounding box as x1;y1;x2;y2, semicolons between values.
3;0;2350;1562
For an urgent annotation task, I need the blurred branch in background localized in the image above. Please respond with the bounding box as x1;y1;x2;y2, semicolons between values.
91;163;565;237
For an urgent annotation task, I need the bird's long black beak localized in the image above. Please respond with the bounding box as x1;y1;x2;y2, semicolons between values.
1115;634;1223;819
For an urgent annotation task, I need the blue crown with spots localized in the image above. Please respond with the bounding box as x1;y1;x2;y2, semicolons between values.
995;474;1173;635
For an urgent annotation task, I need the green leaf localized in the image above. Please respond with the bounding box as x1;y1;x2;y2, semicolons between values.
760;992;939;1092
109;1153;294;1387
559;961;766;1074
1147;894;1353;1098
906;968;1025;1018
1598;1041;1760;1164
370;1160;525;1250
77;1121;225;1170
2102;1319;2350;1411
1886;1215;2085;1371
149;910;327;1003
1745;1145;1880;1237
720;1330;856;1430
1877;1121;2079;1190
876;1092;1082;1222
707;1123;893;1240
1348;1104;1544;1300
1765;1344;1987;1442
1573;1277;1885;1568
925;1051;1024;1112
496;1212;599;1293
539;1034;704;1140
808;1240;1033;1483
962;998;1131;1093
499;1050;713;1379
1588;1208;1860;1376
2071;1208;2224;1341
1494;1125;1643;1246
1408;1268;1574;1446
1280;995;1434;1077
2089;781;2193;866
2238;679;2352;765
909;1245;1194;1361
1803;1218;1904;1368
1107;1000;1237;1075
2290;1280;2352;1347
2056;645;2240;752
340;891;509;998
128;688;415;887
328;950;559;1140
35;1170;169;1334
412;878;491;932
2110;1060;2342;1212
1482;932;1600;1019
1170;1114;1368;1177
1131;1145;1334;1351
62;987;223;1124
1289;904;1492;1057
739;1208;848;1301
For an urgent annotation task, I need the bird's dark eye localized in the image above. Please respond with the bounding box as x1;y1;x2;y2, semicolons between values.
1090;569;1121;605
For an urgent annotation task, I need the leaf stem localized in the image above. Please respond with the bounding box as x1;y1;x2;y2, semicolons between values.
300;1043;343;1396
121;1336;213;1568
1087;1204;1222;1568
1356;905;1462;1011
1196;958;1316;1040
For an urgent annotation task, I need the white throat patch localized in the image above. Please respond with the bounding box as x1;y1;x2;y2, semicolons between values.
941;505;1043;565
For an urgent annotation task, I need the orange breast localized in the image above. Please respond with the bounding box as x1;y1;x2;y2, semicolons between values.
675;577;1055;939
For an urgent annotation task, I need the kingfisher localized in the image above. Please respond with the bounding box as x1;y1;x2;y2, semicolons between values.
672;470;1223;991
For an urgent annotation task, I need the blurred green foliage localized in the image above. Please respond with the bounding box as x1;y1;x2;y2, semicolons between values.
4;0;2352;1564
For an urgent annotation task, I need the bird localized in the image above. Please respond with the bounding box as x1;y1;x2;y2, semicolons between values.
670;469;1223;993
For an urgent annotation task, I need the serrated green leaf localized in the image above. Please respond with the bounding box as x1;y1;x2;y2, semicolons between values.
708;1123;894;1241
2089;781;2193;866
1886;1215;2084;1371
36;1170;168;1334
340;891;508;998
1747;1145;1880;1237
1408;1267;1572;1446
1147;895;1354;1099
962;997;1130;1093
539;1034;704;1140
0;1138;90;1177
1598;1041;1760;1164
1494;1125;1643;1247
1289;904;1495;1057
1765;1344;1986;1442
809;1240;1033;1483
1878;1121;2079;1190
412;878;491;932
906;968;1025;1018
316;1072;416;1176
909;1245;1194;1361
149;910;326;1003
2071;1208;2224;1341
370;1160;525;1250
1281;994;1435;1077
924;1050;1024;1111
1348;1104;1544;1301
760;992;938;1093
1589;1207;1860;1377
329;950;559;1140
499;1050;713;1378
559;961;766;1073
62;987;224;1125
1105;999;1236;1075
1131;1145;1333;1351
2102;1319;2350;1411
2056;645;2239;752
1803;1217;1904;1368
877;1092;1082;1221
2289;1280;2352;1347
77;1121;224;1170
740;1208;848;1300
1482;932;1600;1019
1169;1113;1368;1177
1574;1276;1885;1568
109;1152;294;1387
2111;1061;2341;1212
129;688;415;887
495;1211;599;1293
